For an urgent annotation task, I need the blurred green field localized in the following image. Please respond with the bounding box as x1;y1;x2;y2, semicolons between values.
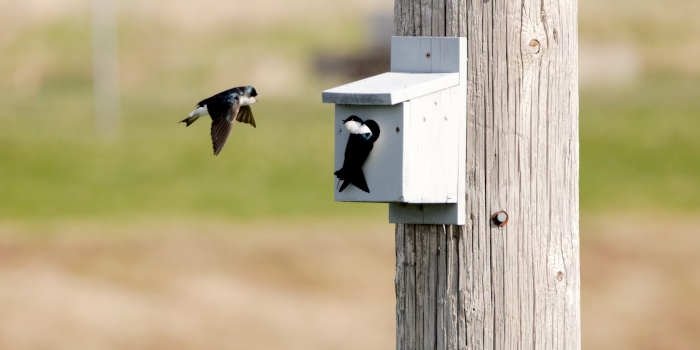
1;0;699;223
2;2;700;350
0;9;382;222
581;76;700;213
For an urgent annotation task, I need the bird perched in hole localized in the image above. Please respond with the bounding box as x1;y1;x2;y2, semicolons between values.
334;115;380;193
180;85;258;156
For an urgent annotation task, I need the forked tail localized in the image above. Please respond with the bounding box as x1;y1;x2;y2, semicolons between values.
181;106;208;127
335;167;369;193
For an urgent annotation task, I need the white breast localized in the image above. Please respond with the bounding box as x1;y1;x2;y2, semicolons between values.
345;120;372;135
239;96;257;106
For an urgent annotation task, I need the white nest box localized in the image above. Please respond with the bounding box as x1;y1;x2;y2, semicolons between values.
322;36;466;225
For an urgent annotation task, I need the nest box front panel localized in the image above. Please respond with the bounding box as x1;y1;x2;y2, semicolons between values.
333;104;404;202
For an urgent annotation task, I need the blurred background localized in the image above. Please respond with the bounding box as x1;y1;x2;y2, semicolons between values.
1;0;698;349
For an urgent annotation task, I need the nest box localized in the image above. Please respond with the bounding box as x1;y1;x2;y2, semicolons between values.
322;36;467;225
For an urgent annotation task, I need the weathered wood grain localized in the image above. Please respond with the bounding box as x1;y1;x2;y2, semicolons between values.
393;0;580;349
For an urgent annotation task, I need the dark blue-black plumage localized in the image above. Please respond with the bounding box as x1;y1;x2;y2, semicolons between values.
335;116;380;193
196;86;257;114
181;85;258;156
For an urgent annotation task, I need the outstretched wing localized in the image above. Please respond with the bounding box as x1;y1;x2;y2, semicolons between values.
210;100;240;156
236;106;256;128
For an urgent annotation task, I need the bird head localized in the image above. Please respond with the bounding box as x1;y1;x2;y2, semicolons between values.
343;115;372;135
246;85;258;97
342;115;362;124
239;85;258;106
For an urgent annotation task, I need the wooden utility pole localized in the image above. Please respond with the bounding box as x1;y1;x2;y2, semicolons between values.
91;0;120;135
393;0;580;349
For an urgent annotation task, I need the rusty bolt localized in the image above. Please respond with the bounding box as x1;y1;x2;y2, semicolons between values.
557;271;565;281
426;52;431;58
529;39;542;54
492;211;509;227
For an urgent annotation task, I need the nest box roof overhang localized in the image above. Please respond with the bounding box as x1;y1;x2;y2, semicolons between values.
322;72;460;106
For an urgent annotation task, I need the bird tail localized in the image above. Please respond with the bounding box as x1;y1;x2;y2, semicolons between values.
181;106;208;127
335;167;369;193
180;115;199;127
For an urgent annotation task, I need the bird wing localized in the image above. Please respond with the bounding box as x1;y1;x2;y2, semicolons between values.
343;134;373;168
335;134;373;192
210;100;240;156
236;105;256;128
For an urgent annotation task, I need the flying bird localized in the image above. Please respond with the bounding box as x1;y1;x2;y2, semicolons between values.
181;85;258;156
334;115;380;193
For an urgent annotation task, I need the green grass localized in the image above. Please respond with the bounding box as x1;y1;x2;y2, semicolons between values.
0;16;384;222
0;97;384;221
580;75;700;213
1;13;699;222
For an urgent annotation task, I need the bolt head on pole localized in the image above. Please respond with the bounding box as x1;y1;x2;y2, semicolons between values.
493;211;509;227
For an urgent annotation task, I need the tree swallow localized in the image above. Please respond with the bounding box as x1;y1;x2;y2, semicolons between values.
181;85;258;156
334;115;380;193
